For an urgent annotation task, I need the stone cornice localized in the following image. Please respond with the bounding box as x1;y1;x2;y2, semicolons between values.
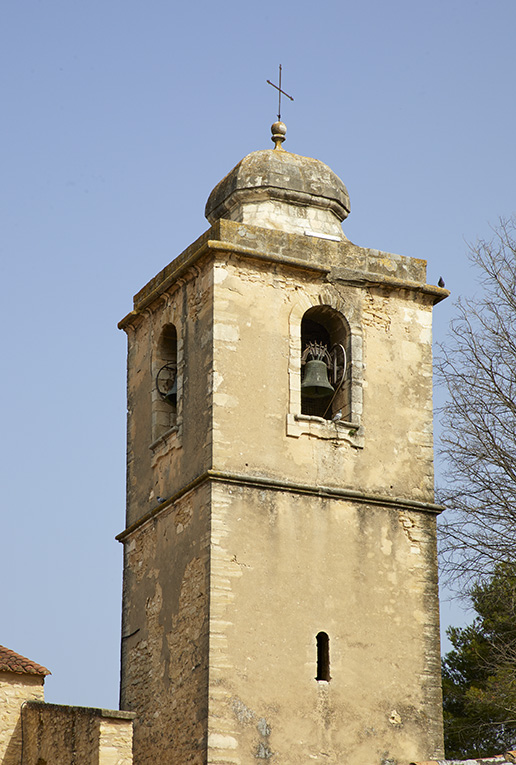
118;220;449;330
116;468;444;542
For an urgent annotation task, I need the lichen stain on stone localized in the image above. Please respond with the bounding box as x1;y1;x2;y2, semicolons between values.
255;718;273;761
230;698;274;760
238;226;258;240
232;696;255;726
255;741;273;759
256;717;271;737
379;256;397;273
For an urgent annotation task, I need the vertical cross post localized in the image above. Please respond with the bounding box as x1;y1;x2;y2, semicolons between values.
267;64;294;121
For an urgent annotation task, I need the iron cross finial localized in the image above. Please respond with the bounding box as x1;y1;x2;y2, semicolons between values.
267;64;294;121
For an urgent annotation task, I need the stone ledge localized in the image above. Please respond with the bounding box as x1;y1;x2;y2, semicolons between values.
286;413;364;448
118;220;449;329
116;468;444;542
24;700;136;720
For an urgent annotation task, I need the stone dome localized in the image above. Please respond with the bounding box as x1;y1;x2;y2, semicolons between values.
205;142;350;241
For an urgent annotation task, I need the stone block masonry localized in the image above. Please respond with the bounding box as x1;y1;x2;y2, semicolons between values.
21;701;134;765
0;673;45;765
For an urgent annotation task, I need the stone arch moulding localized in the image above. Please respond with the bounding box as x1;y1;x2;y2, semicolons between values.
286;289;364;446
150;317;184;452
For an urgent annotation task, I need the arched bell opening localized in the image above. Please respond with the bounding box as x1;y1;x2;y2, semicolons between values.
301;307;350;421
152;324;178;441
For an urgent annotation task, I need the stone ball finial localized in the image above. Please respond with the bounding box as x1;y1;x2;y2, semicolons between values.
271;121;287;150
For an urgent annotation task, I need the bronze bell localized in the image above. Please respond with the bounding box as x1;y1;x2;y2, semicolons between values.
301;359;334;399
164;379;177;406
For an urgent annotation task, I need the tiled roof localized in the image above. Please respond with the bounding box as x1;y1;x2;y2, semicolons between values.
411;753;516;765
0;645;51;676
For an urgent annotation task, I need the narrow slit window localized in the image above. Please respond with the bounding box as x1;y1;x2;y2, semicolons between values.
316;631;331;681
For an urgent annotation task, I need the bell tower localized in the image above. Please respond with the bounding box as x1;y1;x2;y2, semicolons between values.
118;122;447;765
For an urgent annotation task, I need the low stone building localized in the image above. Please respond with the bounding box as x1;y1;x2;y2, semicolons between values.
0;645;134;765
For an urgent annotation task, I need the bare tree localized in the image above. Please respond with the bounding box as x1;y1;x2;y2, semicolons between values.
437;217;516;583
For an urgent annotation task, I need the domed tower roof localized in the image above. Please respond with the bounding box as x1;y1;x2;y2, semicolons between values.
205;122;350;240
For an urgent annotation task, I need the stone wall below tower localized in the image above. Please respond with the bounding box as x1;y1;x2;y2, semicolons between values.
207;481;444;764
21;701;134;765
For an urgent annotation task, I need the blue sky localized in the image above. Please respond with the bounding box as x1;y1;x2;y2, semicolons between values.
1;0;515;708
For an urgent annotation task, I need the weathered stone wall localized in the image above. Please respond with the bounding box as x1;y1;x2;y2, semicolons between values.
123;256;214;529
224;198;347;240
119;483;210;765
210;251;436;503
20;701;133;765
0;673;44;765
207;483;443;764
98;716;134;765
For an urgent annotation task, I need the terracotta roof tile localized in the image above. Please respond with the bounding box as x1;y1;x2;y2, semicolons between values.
0;645;51;677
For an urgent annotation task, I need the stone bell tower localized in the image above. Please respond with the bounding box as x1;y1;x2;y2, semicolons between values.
117;121;447;765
